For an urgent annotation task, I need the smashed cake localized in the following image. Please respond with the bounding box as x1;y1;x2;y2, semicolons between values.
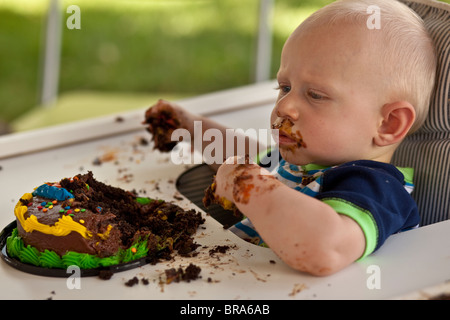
7;172;204;270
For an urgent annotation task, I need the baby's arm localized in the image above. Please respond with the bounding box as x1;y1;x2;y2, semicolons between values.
214;159;366;276
144;100;264;170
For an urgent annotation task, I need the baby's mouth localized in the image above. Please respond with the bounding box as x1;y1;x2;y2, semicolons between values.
271;118;307;149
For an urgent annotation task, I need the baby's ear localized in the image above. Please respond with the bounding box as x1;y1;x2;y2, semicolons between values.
374;101;416;147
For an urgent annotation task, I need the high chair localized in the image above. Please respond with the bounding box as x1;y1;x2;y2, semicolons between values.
392;0;450;226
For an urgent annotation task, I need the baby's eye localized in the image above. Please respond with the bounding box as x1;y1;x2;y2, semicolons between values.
275;85;291;94
307;90;324;100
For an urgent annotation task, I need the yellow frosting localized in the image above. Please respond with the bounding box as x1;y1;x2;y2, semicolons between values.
97;224;113;240
218;197;235;211
15;193;93;239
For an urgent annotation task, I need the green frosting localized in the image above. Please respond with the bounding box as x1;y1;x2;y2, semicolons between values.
6;228;150;269
136;197;153;205
40;250;65;268
136;197;164;205
19;245;40;266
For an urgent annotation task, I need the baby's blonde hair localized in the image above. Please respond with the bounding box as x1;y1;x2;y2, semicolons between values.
300;0;437;133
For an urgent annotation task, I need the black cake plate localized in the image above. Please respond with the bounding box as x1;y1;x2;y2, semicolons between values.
0;221;150;277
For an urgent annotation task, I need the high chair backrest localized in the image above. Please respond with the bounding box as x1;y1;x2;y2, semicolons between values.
393;0;450;225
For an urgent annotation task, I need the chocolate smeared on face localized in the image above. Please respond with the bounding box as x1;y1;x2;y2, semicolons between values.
272;118;307;149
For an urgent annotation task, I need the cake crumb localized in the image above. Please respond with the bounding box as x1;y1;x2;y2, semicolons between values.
124;276;139;287
209;245;231;256
98;270;114;280
165;263;202;284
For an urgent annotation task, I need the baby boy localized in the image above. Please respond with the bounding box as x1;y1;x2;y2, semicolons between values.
144;0;436;276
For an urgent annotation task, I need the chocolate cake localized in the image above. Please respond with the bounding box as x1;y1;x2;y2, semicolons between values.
7;172;204;269
143;100;180;152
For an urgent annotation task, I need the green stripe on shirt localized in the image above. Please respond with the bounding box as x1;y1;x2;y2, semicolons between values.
396;167;414;185
321;198;378;260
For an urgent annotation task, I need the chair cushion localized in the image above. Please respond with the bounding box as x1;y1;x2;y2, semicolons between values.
393;132;450;225
393;0;450;225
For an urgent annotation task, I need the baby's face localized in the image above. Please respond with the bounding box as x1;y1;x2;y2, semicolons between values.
271;22;385;166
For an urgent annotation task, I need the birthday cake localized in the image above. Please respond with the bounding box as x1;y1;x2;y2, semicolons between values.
6;172;204;269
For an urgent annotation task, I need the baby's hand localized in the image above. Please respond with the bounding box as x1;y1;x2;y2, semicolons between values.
216;156;263;204
202;156;248;218
143;99;193;152
203;156;270;217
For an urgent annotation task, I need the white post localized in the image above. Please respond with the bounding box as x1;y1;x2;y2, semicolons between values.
40;0;62;107
254;0;274;82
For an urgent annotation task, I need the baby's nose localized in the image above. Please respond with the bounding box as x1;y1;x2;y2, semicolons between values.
274;97;300;121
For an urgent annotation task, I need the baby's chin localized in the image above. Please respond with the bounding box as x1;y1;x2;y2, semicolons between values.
278;147;309;166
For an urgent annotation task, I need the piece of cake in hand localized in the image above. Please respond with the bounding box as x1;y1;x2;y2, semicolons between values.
143;99;182;152
203;178;243;219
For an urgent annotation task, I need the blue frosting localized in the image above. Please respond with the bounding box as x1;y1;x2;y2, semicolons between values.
32;184;74;201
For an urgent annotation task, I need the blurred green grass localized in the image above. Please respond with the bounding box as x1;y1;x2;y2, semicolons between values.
0;0;391;131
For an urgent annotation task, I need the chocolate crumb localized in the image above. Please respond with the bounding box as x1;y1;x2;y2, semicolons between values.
125;276;139;287
164;263;202;284
98;270;114;280
139;137;149;146
209;245;231;256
